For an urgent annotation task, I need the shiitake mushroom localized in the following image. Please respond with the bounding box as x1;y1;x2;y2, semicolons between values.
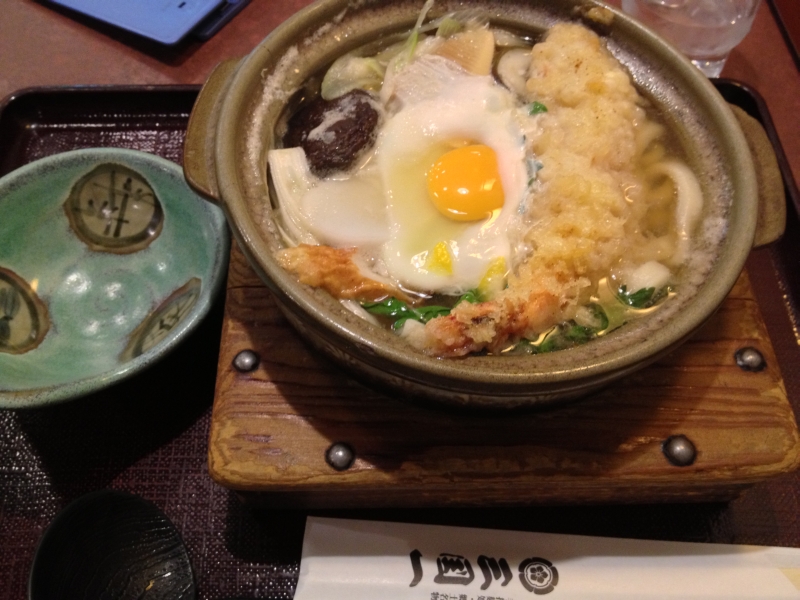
283;89;380;176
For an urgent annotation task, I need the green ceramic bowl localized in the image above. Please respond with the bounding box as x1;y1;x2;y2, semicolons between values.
0;148;230;408
185;0;762;410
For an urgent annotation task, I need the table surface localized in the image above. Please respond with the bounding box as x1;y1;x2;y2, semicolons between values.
1;1;800;599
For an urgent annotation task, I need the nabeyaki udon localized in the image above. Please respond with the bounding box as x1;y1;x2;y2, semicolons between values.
268;1;706;358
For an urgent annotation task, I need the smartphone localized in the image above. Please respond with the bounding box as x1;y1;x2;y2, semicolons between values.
44;0;251;45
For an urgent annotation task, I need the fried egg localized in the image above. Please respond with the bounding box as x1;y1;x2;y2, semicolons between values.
271;54;530;299
376;59;528;296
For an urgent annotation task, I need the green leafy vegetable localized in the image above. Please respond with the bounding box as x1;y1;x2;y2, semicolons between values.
458;289;480;304
362;290;479;330
528;101;548;115
362;297;448;330
618;285;654;308
509;304;609;355
618;285;669;309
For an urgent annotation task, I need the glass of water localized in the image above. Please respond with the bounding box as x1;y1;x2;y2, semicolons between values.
620;0;761;77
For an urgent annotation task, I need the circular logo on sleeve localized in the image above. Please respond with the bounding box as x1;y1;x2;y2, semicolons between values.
519;557;559;594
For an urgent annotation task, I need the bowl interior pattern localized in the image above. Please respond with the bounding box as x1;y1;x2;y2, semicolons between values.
0;148;230;408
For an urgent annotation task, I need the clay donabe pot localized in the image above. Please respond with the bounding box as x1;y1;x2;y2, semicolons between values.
184;0;781;410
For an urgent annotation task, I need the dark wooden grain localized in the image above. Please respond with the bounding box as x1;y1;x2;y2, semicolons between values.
208;243;800;507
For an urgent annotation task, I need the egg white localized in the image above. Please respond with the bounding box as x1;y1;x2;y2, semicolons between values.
375;60;528;294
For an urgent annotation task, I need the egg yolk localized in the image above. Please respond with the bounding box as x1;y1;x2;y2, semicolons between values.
427;144;505;221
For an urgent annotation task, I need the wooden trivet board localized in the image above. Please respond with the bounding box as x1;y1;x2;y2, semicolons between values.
208;244;800;507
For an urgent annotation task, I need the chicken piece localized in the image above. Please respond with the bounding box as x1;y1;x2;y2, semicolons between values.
405;291;562;357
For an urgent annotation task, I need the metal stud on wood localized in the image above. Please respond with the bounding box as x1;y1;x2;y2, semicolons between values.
662;434;697;467
325;443;355;471
735;347;766;372
233;349;260;372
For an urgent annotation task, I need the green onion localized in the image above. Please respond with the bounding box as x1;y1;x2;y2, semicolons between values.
400;0;435;64
436;16;463;37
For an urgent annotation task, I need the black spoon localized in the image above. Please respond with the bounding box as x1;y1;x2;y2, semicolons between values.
29;489;196;600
